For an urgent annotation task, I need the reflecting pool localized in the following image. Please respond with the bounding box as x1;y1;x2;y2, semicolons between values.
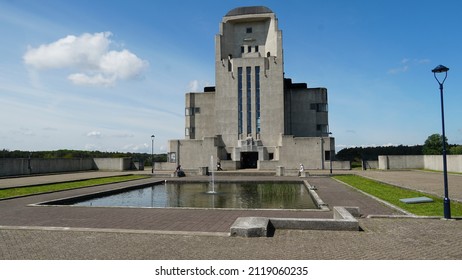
69;182;317;209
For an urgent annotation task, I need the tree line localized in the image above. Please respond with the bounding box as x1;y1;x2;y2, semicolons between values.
336;134;462;163
336;145;424;162
0;149;167;165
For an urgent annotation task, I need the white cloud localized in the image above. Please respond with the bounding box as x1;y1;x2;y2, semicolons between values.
68;73;115;87
122;143;149;152
188;80;200;92
23;32;148;86
112;132;135;138
188;80;212;92
388;58;430;74
86;131;102;138
100;50;147;79
388;65;409;74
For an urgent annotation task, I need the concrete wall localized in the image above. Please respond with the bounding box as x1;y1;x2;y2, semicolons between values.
169;133;350;171
185;92;215;140
154;162;177;171
362;160;379;170
331;160;351;170
0;158;94;177
93;158;133;171
284;86;328;137
0;157;139;177
278;135;333;170
378;155;462;172
423;155;462;172
169;136;221;170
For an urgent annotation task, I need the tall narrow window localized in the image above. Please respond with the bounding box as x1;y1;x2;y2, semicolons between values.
238;67;243;135
246;67;252;134
255;66;261;134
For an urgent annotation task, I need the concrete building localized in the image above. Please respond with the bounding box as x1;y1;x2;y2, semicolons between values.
168;6;339;171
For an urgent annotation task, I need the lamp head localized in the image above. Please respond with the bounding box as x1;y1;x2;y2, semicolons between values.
432;65;449;73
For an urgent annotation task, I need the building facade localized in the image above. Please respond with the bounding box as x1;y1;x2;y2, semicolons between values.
168;6;336;171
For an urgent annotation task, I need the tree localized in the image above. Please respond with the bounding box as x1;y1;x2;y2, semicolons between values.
423;134;448;155
449;145;462;155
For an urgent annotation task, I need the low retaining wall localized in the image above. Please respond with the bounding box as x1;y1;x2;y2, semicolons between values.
230;206;360;237
154;162;177;171
0;158;94;177
0;157;141;177
378;155;462;172
362;160;378;170
93;158;133;171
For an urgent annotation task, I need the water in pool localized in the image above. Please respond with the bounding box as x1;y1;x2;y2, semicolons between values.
72;182;316;209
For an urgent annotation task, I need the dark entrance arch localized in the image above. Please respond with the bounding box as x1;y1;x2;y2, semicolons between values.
241;152;258;169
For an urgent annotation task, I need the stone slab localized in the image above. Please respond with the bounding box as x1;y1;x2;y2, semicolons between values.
399;197;433;204
230;217;270;237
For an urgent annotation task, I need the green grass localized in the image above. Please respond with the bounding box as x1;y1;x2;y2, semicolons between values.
334;174;462;217
0;175;149;199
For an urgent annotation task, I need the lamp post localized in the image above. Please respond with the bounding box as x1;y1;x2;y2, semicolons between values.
151;134;155;174
432;64;451;219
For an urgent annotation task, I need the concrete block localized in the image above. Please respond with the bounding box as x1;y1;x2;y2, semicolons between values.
230;207;360;237
230;217;270;237
333;206;355;221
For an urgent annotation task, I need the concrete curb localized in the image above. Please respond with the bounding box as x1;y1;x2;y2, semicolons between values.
230;206;360;237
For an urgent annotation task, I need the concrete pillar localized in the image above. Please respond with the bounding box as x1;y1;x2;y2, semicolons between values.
198;166;209;176
276;166;284;176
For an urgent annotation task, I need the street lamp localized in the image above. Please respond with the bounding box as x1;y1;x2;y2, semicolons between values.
151;134;155;174
432;64;450;219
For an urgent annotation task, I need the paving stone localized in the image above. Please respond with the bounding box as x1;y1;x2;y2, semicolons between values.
1;170;462;259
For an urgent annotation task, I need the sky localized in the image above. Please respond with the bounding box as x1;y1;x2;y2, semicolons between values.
1;0;462;154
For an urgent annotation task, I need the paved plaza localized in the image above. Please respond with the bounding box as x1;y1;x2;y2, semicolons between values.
1;169;462;259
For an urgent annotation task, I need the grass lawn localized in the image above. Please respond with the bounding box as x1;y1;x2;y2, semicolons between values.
334;175;462;217
0;175;149;199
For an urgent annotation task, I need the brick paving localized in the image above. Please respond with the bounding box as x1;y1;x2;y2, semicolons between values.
1;170;462;259
1;218;461;259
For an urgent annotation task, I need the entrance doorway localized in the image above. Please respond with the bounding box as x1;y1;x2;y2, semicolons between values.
241;152;258;169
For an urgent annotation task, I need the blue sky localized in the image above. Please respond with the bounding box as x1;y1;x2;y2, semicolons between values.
1;0;461;153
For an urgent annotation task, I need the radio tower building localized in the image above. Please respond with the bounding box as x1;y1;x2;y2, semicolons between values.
168;6;336;171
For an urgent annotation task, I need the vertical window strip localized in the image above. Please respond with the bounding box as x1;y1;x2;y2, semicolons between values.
238;67;243;135
255;66;260;133
246;67;252;134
